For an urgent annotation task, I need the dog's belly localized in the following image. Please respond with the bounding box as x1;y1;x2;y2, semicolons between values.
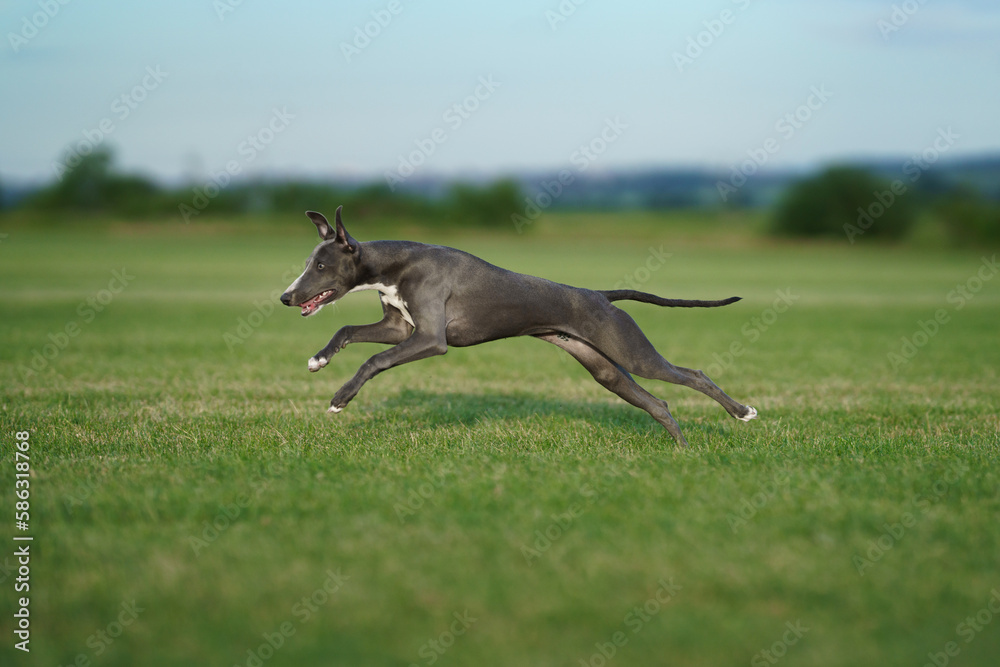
444;312;561;347
442;281;599;347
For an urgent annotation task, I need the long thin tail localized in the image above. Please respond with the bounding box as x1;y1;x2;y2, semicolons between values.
599;290;741;308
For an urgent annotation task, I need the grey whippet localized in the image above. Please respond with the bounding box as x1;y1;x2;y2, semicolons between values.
279;206;757;445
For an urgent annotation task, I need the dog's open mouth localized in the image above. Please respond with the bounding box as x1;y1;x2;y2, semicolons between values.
300;289;337;316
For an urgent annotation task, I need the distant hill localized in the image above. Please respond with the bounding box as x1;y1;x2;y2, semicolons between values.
3;154;998;213
499;154;1000;211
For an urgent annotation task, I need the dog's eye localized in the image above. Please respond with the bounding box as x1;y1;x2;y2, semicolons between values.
317;263;325;270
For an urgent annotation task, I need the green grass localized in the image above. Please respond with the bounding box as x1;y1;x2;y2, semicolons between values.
1;211;998;666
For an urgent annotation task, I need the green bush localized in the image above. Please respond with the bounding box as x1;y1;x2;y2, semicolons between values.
772;166;917;241
27;147;158;215
444;179;523;227
935;188;1000;246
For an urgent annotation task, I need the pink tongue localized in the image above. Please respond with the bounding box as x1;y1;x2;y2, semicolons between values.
301;294;325;316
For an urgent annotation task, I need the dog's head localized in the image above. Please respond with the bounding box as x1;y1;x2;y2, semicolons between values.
280;206;362;317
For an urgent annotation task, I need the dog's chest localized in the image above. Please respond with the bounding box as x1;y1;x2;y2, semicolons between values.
349;282;414;327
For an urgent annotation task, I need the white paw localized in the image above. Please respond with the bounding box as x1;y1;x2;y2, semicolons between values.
738;406;758;422
327;405;342;414
308;357;327;372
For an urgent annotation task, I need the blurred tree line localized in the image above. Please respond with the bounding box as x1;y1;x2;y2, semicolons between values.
12;147;524;229
5;145;997;245
772;166;1000;246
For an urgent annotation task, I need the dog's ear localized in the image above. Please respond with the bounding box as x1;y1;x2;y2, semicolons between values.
306;206;357;252
305;210;335;241
332;205;358;254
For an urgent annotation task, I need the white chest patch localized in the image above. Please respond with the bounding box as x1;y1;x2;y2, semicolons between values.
349;282;414;327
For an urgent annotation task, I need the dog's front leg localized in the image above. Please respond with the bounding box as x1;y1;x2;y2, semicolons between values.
328;329;447;413
309;305;414;372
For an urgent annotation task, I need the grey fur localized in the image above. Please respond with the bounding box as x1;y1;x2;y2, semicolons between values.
280;206;758;445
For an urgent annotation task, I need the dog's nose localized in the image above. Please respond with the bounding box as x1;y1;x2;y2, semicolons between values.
280;292;292;306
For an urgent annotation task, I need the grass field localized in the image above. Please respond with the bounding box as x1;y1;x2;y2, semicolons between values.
1;211;998;666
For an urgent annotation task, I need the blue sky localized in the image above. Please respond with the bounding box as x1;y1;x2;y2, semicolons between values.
2;0;999;185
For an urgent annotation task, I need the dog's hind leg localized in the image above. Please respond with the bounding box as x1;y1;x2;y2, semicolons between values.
574;303;757;422
535;333;689;446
